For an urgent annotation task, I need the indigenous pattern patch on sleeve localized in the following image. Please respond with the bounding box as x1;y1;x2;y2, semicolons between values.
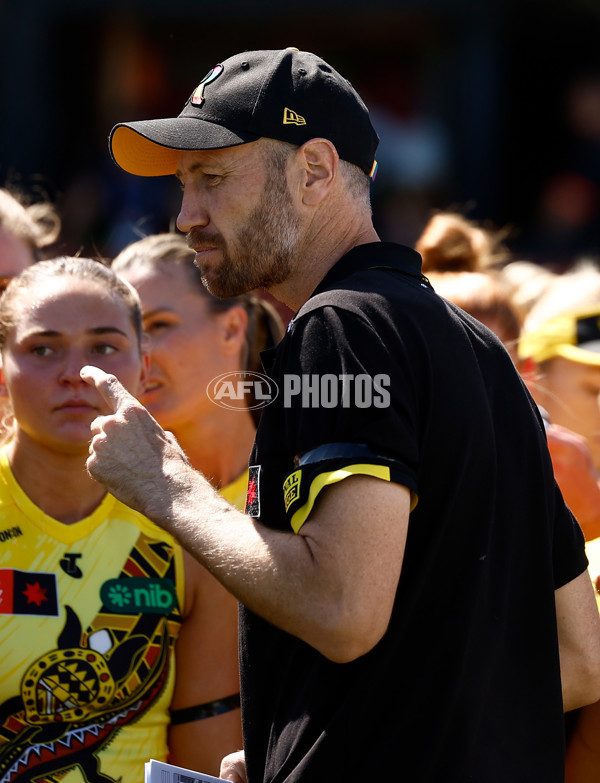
245;466;261;517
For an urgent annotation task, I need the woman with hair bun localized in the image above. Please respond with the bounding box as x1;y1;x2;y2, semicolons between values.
415;211;509;274
415;211;521;363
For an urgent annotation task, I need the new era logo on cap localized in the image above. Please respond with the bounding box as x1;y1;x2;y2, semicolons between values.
283;108;306;126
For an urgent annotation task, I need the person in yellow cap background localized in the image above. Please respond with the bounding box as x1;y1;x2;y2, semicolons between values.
517;262;600;783
518;261;600;541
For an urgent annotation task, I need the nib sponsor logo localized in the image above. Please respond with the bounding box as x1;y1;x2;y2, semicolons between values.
100;578;177;615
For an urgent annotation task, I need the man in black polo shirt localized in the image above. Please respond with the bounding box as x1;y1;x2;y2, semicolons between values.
83;48;600;782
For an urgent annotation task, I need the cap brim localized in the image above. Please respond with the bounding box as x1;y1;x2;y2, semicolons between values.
556;343;600;367
109;118;260;177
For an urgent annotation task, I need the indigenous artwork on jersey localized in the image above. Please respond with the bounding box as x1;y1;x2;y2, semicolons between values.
0;533;182;783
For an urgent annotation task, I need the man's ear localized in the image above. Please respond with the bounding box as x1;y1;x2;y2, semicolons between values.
295;139;338;205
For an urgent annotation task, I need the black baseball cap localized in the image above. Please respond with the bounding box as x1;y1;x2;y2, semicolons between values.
109;47;379;180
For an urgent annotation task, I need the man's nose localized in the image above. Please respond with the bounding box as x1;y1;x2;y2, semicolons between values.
177;185;209;233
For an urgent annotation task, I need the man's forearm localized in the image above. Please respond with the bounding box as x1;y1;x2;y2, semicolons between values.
142;455;368;659
82;367;408;662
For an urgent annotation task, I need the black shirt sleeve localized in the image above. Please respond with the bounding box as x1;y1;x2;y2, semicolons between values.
277;302;419;530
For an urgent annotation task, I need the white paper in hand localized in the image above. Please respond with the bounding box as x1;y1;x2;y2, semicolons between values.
144;758;229;783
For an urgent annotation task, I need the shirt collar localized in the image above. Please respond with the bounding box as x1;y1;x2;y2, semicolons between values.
309;241;425;299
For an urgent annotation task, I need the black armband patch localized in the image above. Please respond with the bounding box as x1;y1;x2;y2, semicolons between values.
169;692;241;725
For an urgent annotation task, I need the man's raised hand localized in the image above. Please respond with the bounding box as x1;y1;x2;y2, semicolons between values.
80;365;189;520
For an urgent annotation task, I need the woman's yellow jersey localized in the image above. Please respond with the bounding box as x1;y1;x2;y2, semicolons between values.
0;450;184;783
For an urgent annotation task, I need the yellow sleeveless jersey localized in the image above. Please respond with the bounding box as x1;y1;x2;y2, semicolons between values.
0;450;185;783
0;451;248;783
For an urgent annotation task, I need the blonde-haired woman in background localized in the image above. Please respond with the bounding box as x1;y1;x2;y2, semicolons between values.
112;233;285;769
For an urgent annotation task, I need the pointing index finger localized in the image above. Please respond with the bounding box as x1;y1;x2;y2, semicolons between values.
80;365;132;413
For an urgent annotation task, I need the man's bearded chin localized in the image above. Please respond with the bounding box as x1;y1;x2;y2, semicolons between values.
200;251;291;299
199;262;256;299
185;230;231;296
187;233;296;299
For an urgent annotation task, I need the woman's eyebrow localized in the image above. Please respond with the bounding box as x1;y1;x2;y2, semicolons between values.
22;326;130;338
141;306;177;320
88;326;130;337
